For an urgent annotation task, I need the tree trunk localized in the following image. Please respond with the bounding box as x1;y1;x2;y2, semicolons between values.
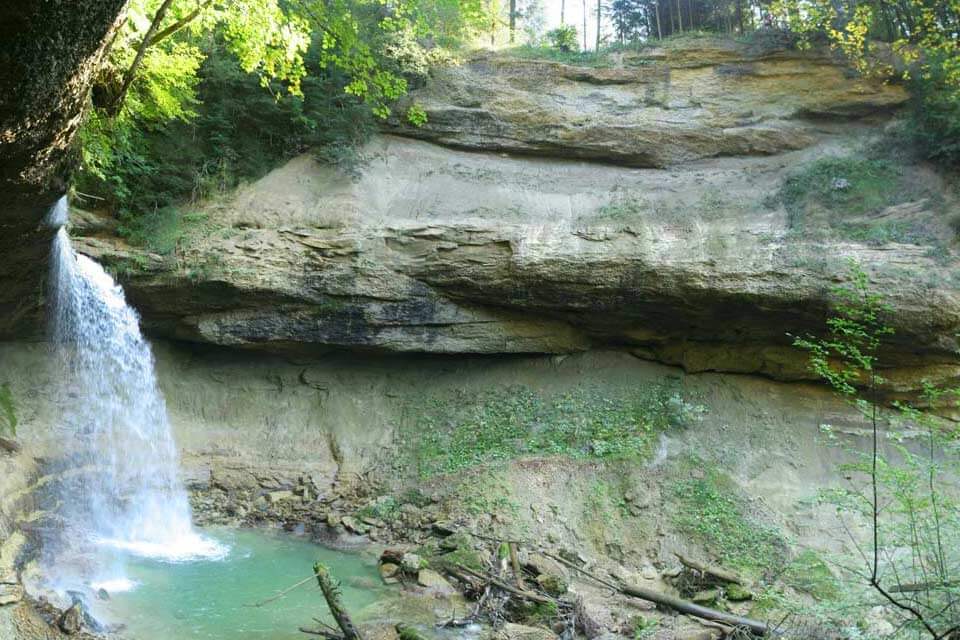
655;0;662;39
112;0;176;113
595;0;601;51
145;0;214;48
676;0;683;32
561;0;566;24
736;0;744;33
582;0;587;50
509;0;516;43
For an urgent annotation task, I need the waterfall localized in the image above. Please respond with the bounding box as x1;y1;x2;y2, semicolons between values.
44;198;223;593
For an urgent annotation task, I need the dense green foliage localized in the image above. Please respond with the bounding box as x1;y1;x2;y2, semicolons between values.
770;0;960;166
76;0;500;226
910;51;960;167
401;384;704;478
546;25;579;51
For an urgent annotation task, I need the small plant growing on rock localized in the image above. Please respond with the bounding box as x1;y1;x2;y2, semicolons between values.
0;383;16;439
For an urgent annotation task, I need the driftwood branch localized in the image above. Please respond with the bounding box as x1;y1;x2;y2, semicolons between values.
675;552;744;585
455;564;554;605
544;552;769;637
246;574;315;607
888;580;960;594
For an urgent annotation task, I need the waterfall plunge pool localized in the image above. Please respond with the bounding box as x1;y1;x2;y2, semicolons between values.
88;527;398;640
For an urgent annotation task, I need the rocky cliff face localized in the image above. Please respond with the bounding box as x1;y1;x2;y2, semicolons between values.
67;37;958;398
0;1;128;340
387;37;906;166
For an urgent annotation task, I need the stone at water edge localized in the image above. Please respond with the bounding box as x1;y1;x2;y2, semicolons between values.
416;568;455;594
379;562;401;584
341;516;370;535
400;553;423;574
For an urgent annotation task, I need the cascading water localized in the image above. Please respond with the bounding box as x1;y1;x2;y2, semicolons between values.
44;196;223;594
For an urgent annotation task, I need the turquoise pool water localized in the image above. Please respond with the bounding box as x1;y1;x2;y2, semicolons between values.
94;528;390;640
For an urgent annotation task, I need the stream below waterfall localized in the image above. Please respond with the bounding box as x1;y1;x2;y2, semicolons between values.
89;527;396;640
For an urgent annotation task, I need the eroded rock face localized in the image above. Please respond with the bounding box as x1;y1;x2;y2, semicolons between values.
387;37;907;167
0;1;128;339
74;133;960;394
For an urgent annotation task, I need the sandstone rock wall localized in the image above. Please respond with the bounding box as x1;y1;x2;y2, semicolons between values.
387;37;907;167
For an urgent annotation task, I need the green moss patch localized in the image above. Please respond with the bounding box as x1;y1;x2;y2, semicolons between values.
670;459;787;575
778;155;946;247
401;384;704;478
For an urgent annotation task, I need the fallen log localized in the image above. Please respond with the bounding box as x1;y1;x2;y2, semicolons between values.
544;552;769;637
889;580;960;594
304;562;365;640
674;552;744;586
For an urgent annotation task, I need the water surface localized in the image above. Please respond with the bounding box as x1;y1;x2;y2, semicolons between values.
97;528;389;640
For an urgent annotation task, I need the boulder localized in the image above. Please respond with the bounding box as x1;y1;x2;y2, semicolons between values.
401;552;424;574
341;516;370;535
379;562;401;584
416;568;456;594
58;603;83;635
266;490;294;504
535;574;568;596
525;553;567;578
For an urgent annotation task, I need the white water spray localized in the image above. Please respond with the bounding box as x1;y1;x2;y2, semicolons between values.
45;198;223;592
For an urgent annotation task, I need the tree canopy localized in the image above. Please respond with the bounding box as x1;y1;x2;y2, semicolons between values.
77;0;497;217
